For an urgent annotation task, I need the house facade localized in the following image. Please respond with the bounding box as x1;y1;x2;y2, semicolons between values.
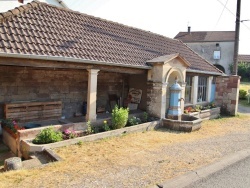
1;1;238;123
174;27;235;75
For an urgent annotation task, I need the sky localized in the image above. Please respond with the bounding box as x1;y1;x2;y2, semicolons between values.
63;0;250;54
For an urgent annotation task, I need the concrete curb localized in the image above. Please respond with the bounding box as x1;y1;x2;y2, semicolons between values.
155;148;250;188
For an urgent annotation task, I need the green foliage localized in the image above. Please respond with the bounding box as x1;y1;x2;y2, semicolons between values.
127;116;141;126
86;121;94;134
238;63;250;82
33;127;63;144
103;120;110;131
111;105;129;129
142;112;148;123
229;63;250;81
239;89;247;100
76;140;83;146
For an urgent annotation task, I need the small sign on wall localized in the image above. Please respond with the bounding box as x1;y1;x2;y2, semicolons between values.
128;88;142;104
213;51;221;60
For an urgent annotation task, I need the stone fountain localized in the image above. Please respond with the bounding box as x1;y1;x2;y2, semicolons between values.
163;80;202;132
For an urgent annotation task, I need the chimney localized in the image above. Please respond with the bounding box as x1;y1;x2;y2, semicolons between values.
188;26;191;33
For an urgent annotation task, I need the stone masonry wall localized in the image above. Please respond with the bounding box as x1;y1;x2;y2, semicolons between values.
215;76;240;115
0;66;128;119
147;81;166;118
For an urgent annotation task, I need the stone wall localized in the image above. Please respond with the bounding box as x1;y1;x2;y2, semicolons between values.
146;81;166;118
0;66;129;119
215;76;240;115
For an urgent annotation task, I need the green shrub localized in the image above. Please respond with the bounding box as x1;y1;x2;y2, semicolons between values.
33;127;63;144
127;116;141;126
239;89;247;100
111;105;129;129
142;112;148;123
103;120;110;131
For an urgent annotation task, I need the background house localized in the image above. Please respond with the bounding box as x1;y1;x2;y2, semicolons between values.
174;27;235;75
238;54;250;64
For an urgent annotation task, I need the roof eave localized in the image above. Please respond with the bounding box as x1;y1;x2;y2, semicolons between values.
0;52;151;70
187;69;223;76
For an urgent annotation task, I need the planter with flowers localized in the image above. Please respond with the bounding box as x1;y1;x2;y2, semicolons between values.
0;119;25;155
184;102;220;120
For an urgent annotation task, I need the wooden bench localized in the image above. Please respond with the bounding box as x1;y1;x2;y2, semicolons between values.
4;101;62;122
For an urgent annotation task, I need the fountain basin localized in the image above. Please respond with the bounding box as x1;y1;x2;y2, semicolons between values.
162;114;202;132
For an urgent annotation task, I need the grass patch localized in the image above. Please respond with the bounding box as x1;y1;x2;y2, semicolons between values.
239;99;250;107
0;115;250;187
240;82;250;91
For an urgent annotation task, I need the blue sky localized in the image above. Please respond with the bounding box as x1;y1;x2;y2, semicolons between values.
63;0;250;54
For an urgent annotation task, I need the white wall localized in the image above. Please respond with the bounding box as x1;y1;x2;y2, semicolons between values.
186;41;234;75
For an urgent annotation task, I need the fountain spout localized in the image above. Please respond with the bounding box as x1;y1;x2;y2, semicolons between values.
179;98;185;102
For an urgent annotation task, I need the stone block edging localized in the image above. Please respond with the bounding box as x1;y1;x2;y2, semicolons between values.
21;120;160;159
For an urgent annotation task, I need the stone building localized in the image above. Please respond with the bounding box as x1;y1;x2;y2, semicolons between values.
0;1;238;122
174;27;235;75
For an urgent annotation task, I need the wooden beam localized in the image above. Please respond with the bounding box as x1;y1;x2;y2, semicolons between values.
0;57;147;75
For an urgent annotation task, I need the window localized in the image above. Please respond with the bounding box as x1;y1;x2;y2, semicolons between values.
213;50;221;59
185;76;192;103
197;76;207;102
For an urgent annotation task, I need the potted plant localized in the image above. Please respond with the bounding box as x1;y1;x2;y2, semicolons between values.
0;119;25;138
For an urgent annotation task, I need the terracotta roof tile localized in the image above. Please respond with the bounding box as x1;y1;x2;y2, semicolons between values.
0;1;221;73
174;31;235;42
238;55;250;63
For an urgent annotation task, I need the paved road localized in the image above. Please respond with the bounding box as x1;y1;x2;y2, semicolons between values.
188;156;250;188
238;103;250;114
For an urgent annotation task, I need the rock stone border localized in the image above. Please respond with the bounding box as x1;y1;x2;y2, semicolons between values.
21;120;160;159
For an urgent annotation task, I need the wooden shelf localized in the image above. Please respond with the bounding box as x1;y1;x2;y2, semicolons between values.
4;101;62;122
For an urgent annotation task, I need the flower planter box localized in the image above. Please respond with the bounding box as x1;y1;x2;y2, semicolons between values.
20;120;160;159
189;107;221;120
2;126;18;155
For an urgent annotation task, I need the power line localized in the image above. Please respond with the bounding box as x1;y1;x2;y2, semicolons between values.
215;0;229;27
217;0;250;32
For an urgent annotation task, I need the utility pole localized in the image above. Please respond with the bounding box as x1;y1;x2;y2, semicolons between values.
232;0;241;75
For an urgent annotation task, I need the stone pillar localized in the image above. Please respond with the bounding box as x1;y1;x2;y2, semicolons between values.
215;76;240;115
147;81;167;119
192;76;198;104
207;76;213;102
86;69;99;121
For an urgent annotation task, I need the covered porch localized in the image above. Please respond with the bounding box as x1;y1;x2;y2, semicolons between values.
0;55;149;126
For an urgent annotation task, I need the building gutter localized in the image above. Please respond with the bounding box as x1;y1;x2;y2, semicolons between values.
187;69;223;76
0;52;151;70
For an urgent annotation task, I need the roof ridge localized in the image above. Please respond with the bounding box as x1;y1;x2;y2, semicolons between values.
177;31;235;34
0;0;40;23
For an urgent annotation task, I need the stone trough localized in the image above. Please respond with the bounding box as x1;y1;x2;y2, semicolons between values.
162;114;202;132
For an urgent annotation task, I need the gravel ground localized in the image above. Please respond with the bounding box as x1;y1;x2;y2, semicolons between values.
1;112;250;188
69;133;250;188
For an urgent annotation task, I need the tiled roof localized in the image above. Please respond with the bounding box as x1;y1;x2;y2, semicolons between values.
174;31;235;43
238;55;250;63
0;1;221;73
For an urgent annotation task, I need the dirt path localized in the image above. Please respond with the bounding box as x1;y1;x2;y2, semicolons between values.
1;116;250;188
238;103;250;114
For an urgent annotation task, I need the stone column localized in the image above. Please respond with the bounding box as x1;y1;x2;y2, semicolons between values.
192;76;198;105
207;76;213;102
180;82;186;112
147;82;167;119
86;69;99;121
